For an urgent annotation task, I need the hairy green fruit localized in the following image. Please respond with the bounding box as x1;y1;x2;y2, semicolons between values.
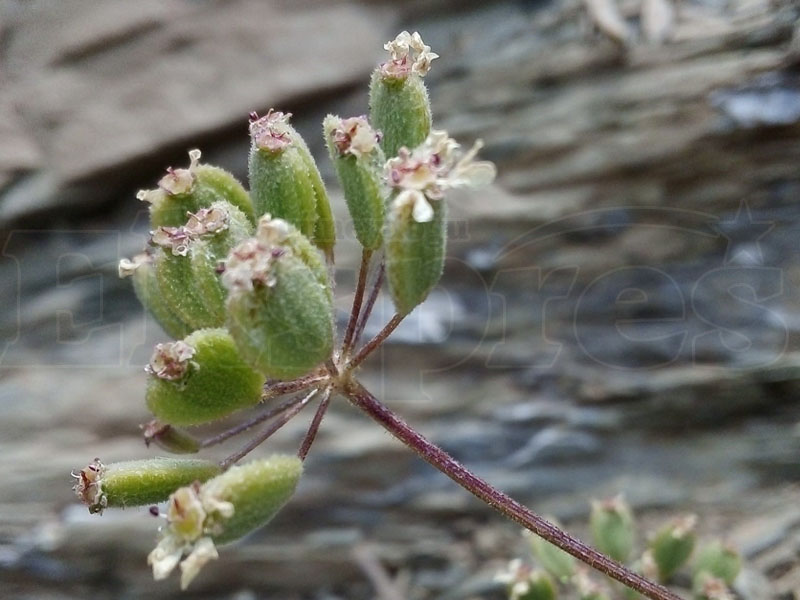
149;203;252;329
73;457;220;514
205;455;302;543
224;241;334;379
120;253;193;339
151;237;220;330
370;72;432;159
385;196;446;315
590;496;636;563
140;149;254;228
186;202;254;322
248;111;335;257
324;114;386;250
148;456;302;589
145;329;265;426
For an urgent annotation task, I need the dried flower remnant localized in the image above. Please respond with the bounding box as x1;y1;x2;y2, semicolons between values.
146;341;196;381
118;253;148;278
329;116;381;158
185;206;229;236
148;483;231;589
381;31;439;79
137;149;201;205
387;129;496;223
249;110;293;153
221;238;283;293
150;226;195;257
72;458;106;514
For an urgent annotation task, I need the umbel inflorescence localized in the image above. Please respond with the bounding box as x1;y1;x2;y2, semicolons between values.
72;33;682;600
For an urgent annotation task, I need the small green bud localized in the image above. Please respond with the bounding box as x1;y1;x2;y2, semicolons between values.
119;253;193;339
495;560;556;600
525;529;576;582
148;455;302;589
139;149;254;228
222;220;334;380
385;130;495;314
649;514;697;581
692;541;741;586
145;329;265;426
324;114;386;250
248;110;332;251
590;495;636;563
142;420;200;454
693;572;734;600
369;31;437;157
72;457;220;514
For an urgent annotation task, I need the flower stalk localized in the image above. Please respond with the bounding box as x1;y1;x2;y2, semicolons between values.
342;380;682;600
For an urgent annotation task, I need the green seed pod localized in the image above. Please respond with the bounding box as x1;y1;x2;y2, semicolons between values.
72;457;220;514
384;129;496;315
369;32;437;157
254;214;330;298
248;110;322;243
692;541;741;586
649;514;697;581
590;496;636;563
149;202;253;328
186;202;253;323
143;420;200;454
525;529;576;582
119;253;193;339
148;455;302;589
145;329;265;426
324;114;386;250
222;224;334;380
385;193;446;315
151;230;220;330
205;456;302;544
139;149;254;228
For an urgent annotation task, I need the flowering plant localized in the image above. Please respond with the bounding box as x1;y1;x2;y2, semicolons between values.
72;32;682;600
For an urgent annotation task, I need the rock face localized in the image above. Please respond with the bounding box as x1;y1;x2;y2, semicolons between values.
2;0;800;599
0;0;386;220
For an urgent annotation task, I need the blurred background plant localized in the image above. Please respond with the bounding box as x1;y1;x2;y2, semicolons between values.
496;496;742;600
1;0;799;598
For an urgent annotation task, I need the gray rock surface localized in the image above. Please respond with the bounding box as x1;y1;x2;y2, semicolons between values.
1;0;800;599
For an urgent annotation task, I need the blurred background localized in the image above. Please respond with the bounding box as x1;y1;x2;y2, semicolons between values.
1;0;799;598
